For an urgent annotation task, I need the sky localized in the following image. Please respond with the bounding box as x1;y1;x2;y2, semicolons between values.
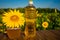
0;0;60;10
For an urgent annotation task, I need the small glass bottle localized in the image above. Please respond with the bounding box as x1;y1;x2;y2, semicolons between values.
25;0;36;39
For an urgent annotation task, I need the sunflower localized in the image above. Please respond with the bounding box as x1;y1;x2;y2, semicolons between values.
2;9;25;28
42;22;48;28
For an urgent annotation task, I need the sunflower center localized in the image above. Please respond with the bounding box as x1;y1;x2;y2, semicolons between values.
10;15;19;22
44;23;47;26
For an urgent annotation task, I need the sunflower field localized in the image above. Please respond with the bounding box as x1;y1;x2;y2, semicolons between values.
0;8;60;33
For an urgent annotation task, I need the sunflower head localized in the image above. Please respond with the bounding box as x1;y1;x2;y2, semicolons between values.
2;9;25;28
42;22;48;28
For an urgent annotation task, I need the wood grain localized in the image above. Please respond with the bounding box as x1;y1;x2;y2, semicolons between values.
0;30;60;40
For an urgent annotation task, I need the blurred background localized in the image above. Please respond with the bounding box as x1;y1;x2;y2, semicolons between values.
0;0;60;33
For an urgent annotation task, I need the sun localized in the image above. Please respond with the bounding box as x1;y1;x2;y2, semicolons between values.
2;9;25;28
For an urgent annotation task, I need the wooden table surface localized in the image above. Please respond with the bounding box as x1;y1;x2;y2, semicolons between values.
0;30;60;40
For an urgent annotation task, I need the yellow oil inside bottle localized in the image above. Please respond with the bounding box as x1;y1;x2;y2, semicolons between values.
25;0;37;38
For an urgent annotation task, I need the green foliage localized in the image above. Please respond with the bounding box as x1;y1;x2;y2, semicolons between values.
36;13;60;30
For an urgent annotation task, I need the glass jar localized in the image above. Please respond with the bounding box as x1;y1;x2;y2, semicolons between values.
7;28;21;40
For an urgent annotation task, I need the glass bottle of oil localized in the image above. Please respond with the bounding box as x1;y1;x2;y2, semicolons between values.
25;0;36;38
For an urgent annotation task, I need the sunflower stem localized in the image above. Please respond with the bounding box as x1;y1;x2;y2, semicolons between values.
44;28;46;30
